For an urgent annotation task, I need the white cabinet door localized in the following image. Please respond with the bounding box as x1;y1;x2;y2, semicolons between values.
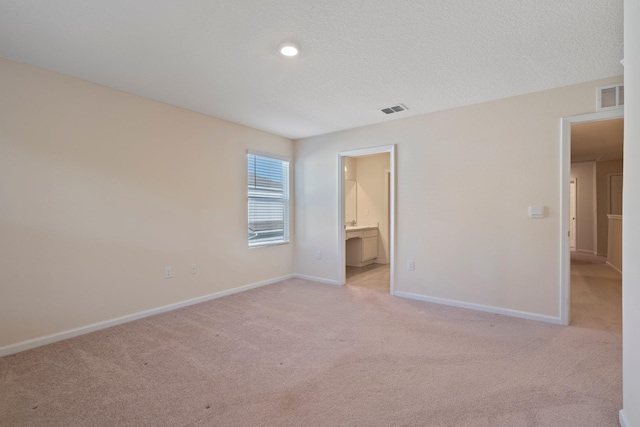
362;236;378;261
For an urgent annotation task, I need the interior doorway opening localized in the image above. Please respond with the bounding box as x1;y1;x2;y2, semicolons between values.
561;110;624;325
338;145;396;294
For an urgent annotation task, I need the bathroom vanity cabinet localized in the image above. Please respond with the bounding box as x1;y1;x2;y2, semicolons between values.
346;226;378;267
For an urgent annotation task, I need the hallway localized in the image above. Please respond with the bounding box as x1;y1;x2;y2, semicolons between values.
570;252;622;331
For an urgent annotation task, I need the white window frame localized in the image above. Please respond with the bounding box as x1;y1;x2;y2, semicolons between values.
247;151;290;247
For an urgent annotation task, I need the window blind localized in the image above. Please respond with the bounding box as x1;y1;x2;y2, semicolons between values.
247;153;290;246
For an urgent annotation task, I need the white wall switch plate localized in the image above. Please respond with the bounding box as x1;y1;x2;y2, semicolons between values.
191;264;197;274
528;206;544;218
316;250;322;260
407;260;415;271
165;266;172;279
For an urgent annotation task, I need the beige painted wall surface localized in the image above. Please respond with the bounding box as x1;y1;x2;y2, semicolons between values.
295;76;622;319
623;1;640;425
0;58;294;348
344;157;357;181
571;162;597;253
596;159;623;256
355;153;390;263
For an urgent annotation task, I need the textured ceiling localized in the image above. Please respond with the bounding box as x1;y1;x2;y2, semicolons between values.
0;0;624;139
572;118;624;162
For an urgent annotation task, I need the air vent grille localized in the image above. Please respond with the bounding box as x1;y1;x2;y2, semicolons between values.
596;84;624;111
380;104;408;115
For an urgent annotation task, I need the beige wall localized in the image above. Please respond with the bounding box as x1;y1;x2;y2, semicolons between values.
355;153;390;263
571;162;597;253
344;157;357;181
623;1;640;425
0;57;294;349
295;75;623;320
596;159;623;256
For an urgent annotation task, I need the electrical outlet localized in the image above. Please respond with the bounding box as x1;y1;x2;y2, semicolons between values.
165;266;172;279
316;250;322;260
191;264;197;274
407;260;415;271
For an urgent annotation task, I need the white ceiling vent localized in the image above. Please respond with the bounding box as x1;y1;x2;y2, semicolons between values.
596;84;624;111
380;104;408;115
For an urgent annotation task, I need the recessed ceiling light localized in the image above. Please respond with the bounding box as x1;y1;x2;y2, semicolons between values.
279;42;300;57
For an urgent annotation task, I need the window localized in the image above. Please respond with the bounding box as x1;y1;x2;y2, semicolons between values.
247;152;290;247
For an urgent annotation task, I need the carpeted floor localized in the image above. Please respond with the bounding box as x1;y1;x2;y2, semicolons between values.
1;258;621;426
570;251;607;265
570;251;621;331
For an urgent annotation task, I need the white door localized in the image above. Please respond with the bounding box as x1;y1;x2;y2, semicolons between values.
570;179;577;250
610;174;623;215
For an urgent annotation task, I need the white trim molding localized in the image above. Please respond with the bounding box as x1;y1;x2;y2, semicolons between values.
0;274;294;357
293;273;340;285
395;291;563;325
607;262;623;274
619;409;630;427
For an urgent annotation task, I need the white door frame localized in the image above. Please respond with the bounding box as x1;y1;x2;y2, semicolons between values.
560;109;623;325
338;145;396;294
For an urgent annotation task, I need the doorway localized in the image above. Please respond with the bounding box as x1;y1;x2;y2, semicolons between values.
560;110;624;325
338;145;396;294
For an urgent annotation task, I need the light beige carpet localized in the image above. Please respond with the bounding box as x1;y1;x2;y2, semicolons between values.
1;260;621;426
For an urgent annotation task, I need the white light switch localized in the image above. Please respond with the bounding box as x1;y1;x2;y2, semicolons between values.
528;206;544;218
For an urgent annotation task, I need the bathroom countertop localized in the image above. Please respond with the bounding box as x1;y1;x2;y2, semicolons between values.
345;225;378;231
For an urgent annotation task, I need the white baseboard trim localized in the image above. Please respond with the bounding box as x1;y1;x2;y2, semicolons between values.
619;409;630;427
576;249;597;255
607;261;623;274
394;291;563;325
0;274;294;358
293;273;341;286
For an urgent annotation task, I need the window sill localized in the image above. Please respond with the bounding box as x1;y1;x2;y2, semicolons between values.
249;241;290;248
